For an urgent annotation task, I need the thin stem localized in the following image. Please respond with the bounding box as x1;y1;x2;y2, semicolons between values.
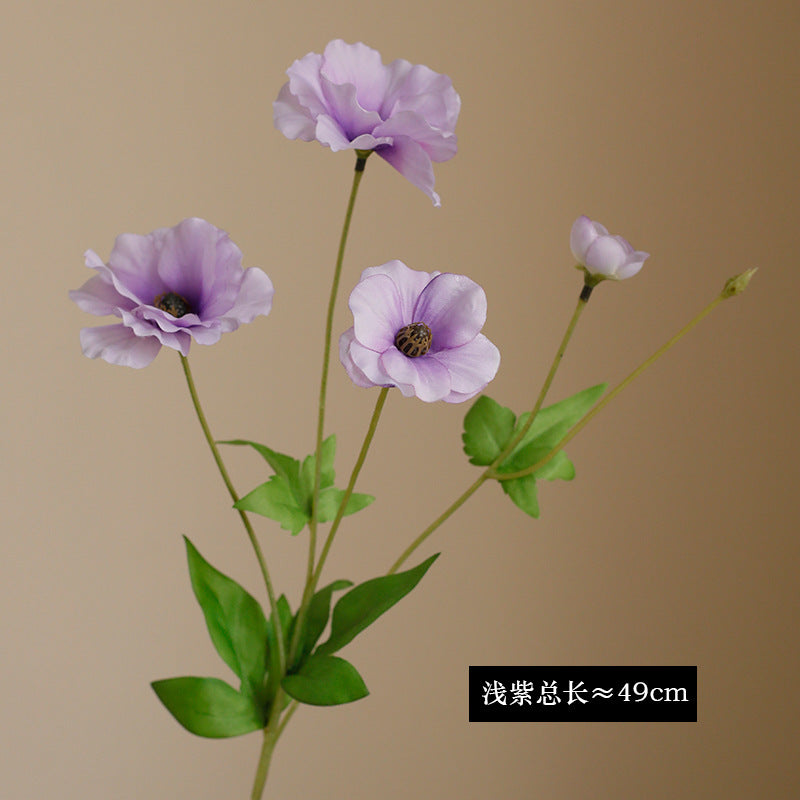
491;286;590;471
307;152;371;594
314;387;389;586
179;354;285;672
388;285;592;574
496;294;725;481
250;721;279;800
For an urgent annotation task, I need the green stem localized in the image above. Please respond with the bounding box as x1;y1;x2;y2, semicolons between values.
307;152;371;596
489;285;591;472
314;387;389;586
388;284;592;574
496;293;726;481
250;721;279;800
179;354;285;672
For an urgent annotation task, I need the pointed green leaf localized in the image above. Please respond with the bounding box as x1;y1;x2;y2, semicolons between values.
511;383;607;454
151;676;264;738
218;439;300;488
299;435;337;507
234;476;308;535
294;579;353;667
184;538;268;698
316;487;375;523
316;554;439;657
501;474;540;518
462;396;517;466
282;655;368;706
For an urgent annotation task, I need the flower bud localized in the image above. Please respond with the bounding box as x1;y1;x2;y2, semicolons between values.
570;215;649;285
720;268;757;299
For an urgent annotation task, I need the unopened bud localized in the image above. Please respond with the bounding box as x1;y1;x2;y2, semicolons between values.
721;268;757;299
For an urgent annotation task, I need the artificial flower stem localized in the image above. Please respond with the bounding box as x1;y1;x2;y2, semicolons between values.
494;293;727;482
308;152;372;581
388;473;489;574
493;285;590;467
250;722;279;800
178;354;286;672
314;387;389;585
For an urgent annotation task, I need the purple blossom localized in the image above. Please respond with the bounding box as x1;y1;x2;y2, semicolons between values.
70;218;274;368
339;260;500;403
273;39;460;207
570;215;649;282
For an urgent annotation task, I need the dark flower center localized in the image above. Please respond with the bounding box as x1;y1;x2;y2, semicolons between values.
394;322;432;358
154;292;192;318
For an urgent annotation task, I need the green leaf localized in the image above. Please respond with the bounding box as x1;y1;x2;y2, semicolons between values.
511;383;606;455
500;474;540;518
281;655;368;706
316;554;439;657
462;396;516;466
234;476;309;535
219;440;304;506
151;676;264;738
316;487;375;523
299;435;337;508
294;579;353;667
184;538;268;699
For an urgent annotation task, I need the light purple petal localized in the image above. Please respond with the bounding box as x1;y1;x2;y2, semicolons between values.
106;231;168;304
320;40;389;112
381;60;460;132
583;236;630;277
378;137;440;206
69;271;132;317
79;324;162;368
413;273;487;350
315;115;391;152
286;51;329;118
380;348;451;402
339;328;392;388
273;82;317;141
373;110;457;162
429;334;500;395
359;260;436;324
219;267;274;332
615;251;649;280
349;273;405;351
120;309;193;355
570;215;607;263
319;76;384;140
349;338;397;388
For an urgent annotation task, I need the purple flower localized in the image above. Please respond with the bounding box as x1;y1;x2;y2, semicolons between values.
570;215;649;283
339;260;500;403
70;218;274;368
273;39;460;207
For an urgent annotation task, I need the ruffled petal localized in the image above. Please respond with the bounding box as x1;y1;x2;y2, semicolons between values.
349;273;405;351
286;51;329;117
69;271;133;317
413;273;487;350
320;76;384;140
218;267;274;332
79;324;162;368
380;348;451;402
340;328;390;388
377;137;440;206
320;40;389;112
373;110;457;162
120;309;192;355
349;338;396;388
429;334;500;395
106;231;167;304
381;59;460;132
273;82;317;141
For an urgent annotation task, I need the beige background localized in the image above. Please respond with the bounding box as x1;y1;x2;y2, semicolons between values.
2;0;798;798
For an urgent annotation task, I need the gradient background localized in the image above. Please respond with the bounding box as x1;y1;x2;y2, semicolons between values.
2;1;798;798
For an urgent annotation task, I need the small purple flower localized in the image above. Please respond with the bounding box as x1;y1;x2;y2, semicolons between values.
70;218;274;368
274;39;460;207
570;215;649;283
339;260;500;403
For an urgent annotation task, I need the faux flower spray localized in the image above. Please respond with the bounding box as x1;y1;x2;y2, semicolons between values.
70;39;755;799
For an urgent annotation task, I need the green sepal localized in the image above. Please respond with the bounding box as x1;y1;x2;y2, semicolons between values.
315;554;439;657
183;537;268;700
281;655;368;706
293;579;353;668
235;476;308;535
151;676;264;738
317;487;375;522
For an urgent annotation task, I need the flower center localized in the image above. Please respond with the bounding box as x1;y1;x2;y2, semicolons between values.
154;291;192;318
394;322;432;358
